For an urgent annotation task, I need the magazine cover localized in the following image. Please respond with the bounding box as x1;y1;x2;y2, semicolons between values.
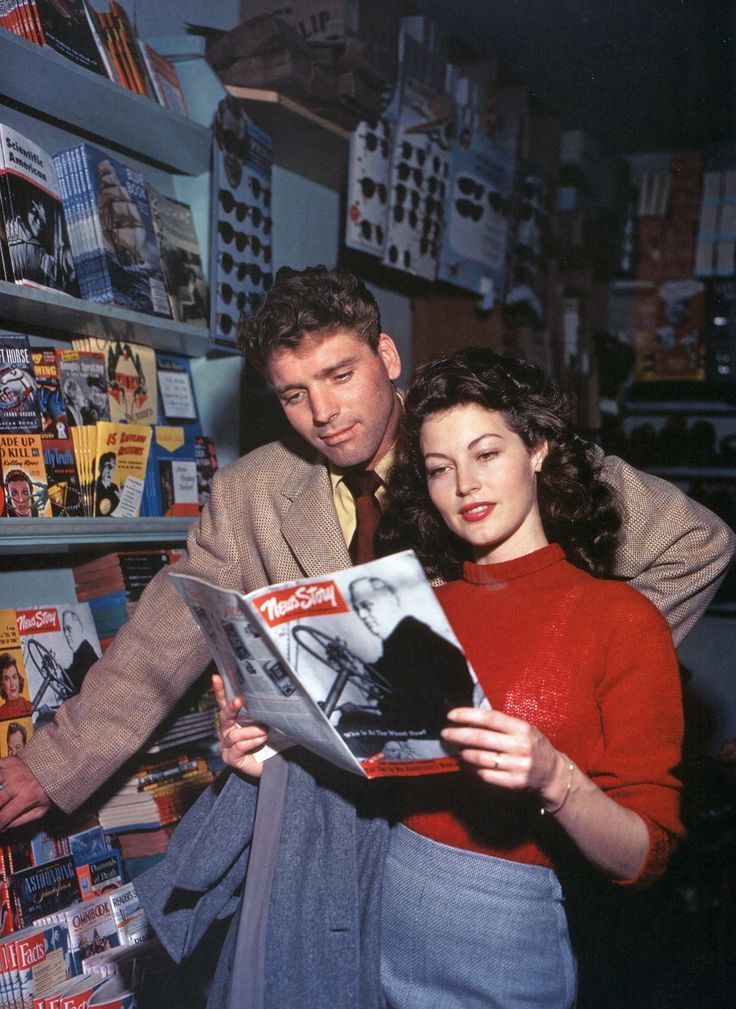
0;122;79;295
0;332;42;434
171;550;486;778
93;421;152;517
56;142;170;315
17;603;101;726
10;854;81;927
148;186;208;326
0;920;70;1008
0;432;52;517
0;610;33;728
57;349;111;427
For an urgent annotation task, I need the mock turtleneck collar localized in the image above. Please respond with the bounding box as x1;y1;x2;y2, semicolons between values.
462;543;565;585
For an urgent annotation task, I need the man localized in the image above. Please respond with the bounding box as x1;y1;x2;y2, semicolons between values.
337;575;474;754
5;722;27;759
0;265;733;835
94;452;120;517
61;609;100;696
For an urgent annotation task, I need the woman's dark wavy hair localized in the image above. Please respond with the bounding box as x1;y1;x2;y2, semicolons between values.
239;265;381;373
380;347;621;581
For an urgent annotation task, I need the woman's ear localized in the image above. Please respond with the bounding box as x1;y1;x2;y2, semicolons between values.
532;439;549;473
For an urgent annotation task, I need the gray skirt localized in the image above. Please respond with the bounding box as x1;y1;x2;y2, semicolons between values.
381;823;577;1009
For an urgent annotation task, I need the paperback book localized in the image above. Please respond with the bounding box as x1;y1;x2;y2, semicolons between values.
137;41;189;116
0;122;79;295
33;0;109;76
171;550;485;778
0;432;51;517
71;338;157;426
154;353;201;432
35;892;120;975
56;349;110;427
0;332;42;435
93;422;152;517
10;855;81;928
31;349;69;440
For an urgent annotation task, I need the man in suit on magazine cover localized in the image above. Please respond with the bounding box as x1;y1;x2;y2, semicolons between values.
0;264;733;834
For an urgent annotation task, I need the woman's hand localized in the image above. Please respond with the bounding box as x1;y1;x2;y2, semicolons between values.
213;673;269;780
441;707;570;808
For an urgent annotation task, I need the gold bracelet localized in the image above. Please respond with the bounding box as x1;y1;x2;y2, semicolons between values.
540;760;574;816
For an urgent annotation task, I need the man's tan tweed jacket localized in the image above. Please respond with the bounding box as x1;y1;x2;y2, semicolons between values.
20;436;735;813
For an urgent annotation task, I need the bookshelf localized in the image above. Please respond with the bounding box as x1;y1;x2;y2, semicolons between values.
0;516;195;554
0;281;210;356
0;29;211;175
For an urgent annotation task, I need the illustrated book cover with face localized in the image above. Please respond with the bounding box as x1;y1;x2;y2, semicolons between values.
171;550;487;779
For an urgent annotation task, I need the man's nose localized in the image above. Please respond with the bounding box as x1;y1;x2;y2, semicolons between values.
310;387;339;426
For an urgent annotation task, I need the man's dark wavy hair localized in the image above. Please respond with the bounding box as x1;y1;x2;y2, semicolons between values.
380;347;621;581
239;266;381;373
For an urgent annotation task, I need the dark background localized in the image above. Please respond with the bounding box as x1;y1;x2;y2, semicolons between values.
417;0;735;155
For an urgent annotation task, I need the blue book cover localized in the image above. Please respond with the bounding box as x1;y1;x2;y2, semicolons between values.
140;425;198;518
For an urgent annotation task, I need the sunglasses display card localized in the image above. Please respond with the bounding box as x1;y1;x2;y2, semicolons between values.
210;96;274;353
383;76;453;281
504;166;552;322
436;121;515;299
346;115;393;257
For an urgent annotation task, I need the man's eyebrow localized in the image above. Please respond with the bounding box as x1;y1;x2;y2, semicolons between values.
274;355;360;393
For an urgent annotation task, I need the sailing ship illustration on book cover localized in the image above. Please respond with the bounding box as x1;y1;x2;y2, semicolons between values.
0;123;79;296
54;142;170;315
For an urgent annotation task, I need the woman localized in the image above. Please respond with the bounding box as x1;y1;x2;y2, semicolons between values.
212;347;684;1009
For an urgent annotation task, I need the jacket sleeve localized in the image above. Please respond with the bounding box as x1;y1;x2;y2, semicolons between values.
19;464;257;812
601;453;736;646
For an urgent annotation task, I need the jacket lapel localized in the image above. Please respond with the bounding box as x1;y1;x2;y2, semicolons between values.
281;455;352;576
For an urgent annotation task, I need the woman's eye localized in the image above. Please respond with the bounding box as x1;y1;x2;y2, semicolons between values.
479;451;498;462
426;465;448;478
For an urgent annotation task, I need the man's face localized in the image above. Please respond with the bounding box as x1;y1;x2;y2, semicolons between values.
27;203;44;238
8;478;32;516
267;329;401;470
100;460;115;485
2;665;20;700
351;580;398;640
7;730;25;757
63;615;83;650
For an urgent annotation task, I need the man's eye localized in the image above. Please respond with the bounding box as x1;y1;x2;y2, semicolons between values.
334;371;352;383
282;392;303;406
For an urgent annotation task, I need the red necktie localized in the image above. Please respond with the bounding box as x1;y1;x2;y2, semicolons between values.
343;469;382;565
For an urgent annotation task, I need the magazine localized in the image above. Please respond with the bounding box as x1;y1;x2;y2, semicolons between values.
0;122;79;295
0;332;42;435
148;186;208;326
171;550;486;778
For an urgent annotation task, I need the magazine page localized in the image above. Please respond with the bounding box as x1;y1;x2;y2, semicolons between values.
173;551;484;779
170;572;361;775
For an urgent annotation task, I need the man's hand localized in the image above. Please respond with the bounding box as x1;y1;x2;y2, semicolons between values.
0;757;52;831
213;674;269;780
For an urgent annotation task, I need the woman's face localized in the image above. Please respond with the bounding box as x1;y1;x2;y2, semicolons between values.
2;665;20;700
420;402;548;565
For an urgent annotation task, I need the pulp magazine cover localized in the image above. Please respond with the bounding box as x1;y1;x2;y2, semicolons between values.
171;550;485;778
0;122;79;295
71;337;157;426
16;602;101;726
93;422;152;517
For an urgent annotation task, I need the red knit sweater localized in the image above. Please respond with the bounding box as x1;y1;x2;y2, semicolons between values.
402;544;684;886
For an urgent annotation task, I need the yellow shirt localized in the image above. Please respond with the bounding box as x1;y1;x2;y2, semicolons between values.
329;445;396;548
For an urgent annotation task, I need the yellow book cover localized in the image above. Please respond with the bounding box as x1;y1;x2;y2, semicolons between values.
0;609;33;726
0;433;52;517
73;338;158;425
94;422;152;517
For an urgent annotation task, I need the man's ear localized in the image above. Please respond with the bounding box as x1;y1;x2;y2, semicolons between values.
377;333;402;382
